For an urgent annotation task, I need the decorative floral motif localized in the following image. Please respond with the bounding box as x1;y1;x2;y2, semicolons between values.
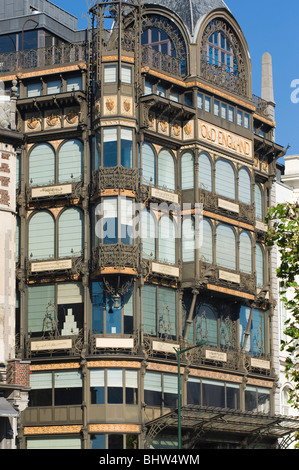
27;117;40;130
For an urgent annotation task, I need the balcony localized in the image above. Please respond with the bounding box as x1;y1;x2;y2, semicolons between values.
0;43;87;75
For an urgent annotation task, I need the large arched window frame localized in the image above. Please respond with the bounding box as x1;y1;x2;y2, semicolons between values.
215;158;236;200
216;223;236;271
28;207;84;261
158;149;176;191
238;167;252;205
29;140;84;187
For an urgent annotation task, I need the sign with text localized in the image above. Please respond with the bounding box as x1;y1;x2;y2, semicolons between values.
198;120;253;159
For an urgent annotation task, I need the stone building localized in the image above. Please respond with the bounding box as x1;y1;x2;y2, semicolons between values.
0;0;298;449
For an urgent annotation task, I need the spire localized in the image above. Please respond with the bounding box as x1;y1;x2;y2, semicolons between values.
261;52;276;122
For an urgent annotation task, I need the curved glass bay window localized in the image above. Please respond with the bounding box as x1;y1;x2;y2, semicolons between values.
102;127;133;168
91;281;134;335
94;197;134;245
142;284;176;339
27;282;83;337
29;140;83;187
90;369;138;405
28;208;84;261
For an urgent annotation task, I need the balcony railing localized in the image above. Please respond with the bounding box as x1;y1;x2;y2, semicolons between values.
200;60;247;97
0;43;87;74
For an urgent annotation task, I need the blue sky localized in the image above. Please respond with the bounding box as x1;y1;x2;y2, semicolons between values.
56;0;299;159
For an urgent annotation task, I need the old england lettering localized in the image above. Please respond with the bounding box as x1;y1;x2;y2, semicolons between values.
198;120;252;158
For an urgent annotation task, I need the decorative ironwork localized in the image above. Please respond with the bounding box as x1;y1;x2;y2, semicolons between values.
92;243;139;271
142;46;183;77
200;19;248;96
252;94;270;118
92;166;139;194
0;43;87;74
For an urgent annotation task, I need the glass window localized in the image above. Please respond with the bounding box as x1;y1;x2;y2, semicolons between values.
198;152;212;192
184;93;193;107
216;224;236;270
204;96;211;112
141;143;156;185
228;106;234;122
157;85;166;97
244;113;250;129
256;244;264;288
163;374;177;408
215;159;235;199
47;79;61;94
90;369;105;404
144;80;153;95
29;211;55;261
187;377;201;405
202;379;225;407
196;303;218;347
255;184;263;220
238;167;251;204
58;208;84;258
91;434;105;449
27;82;42;97
221;103;227;119
121;128;133;167
58;139;83;183
199;218;213;264
214;100;220;116
66;76;82;92
141;209;157;259
158;216;176;265
239;306;265;355
29;143;55;187
54;370;82;406
121;65;132;84
197;93;204;109
170;91;179;102
181;152;194;190
142;285;176;339
144;372;162;407
245;386;270;413
182;217;195;262
107;369;123;404
239;231;252;274
158;149;175;191
103;127;118;167
104;65;117;83
237;110;243;126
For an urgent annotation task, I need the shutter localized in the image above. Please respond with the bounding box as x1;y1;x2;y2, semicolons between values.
158;216;176;264
216;224;236;270
256;244;264;287
107;369;123;387
104;65;117;83
158;150;175;191
182;217;195;262
144;372;162;391
125;370;138;389
215;159;235;199
30;372;52;390
198;153;212;192
58;208;83;258
255;184;263;220
143;284;157;335
120;128;133;167
66;76;82;91
58;139;83;183
28;284;55;333
121;65;132;84
57;282;83;305
141;209;156;259
47;79;61;94
181;152;194;190
238;168;251;204
29;144;55;187
199;219;213;264
27;438;82;450
90;369;105;387
142;143;156;185
158;287;176;337
54;370;82;388
164;374;177;394
239;231;252;274
29;211;55;261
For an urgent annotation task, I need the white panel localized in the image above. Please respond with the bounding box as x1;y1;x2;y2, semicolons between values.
103;127;117;142
121;65;132;84
57;282;83;304
90;369;105;387
164;374;177;394
144;372;162;392
125;370;138;389
30;372;52;389
104;65;117;83
54;370;82;388
107;369;123;387
27;438;82;449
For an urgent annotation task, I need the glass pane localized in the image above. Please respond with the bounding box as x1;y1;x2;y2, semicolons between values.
29;212;55;261
215;159;235;199
216;224;236;270
103;128;118;167
121;128;133;168
142;143;156;185
91;434;105;449
202;380;225;407
58;139;83;183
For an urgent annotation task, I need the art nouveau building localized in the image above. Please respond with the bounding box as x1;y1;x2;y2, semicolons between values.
0;0;298;449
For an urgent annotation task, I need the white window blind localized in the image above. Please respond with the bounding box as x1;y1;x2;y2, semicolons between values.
27;82;42;97
125;370;138;389
144;372;162;392
104;65;117;83
54;370;82;388
47;80;61;94
107;369;123;387
238;168;251;204
159;216;176;265
29;211;55;261
164;374;177;394
142;143;156;185
66;76;82;92
158;150;175;191
29;143;55;187
30;372;52;389
58;139;83;183
216;224;236;270
90;369;105;387
182;217;195;262
121;65;132;84
239;231;252;274
57;282;83;305
216;159;235;199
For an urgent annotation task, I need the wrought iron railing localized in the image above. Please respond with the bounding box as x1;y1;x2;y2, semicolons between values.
200;60;247;96
0;43;87;74
252;94;270;118
141;45;183;77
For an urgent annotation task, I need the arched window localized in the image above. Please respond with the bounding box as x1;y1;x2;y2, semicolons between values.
141;209;157;259
199;218;213;264
58;208;84;258
256;244;264;288
29;144;55;187
216;224;236;270
182;217;195;262
215;159;235;200
141;143;156;185
206;29;238;75
239;231;252;274
238;167;251;204
29;211;55;260
255;184;263;220
158;149;175;191
58;139;83;184
181;152;194;190
198;153;212;192
196;303;218;347
158;216;176;265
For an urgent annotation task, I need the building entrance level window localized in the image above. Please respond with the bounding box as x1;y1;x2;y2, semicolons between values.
91;282;133;335
29;370;83;407
90;369;138;405
187;377;240;410
91;434;138;450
